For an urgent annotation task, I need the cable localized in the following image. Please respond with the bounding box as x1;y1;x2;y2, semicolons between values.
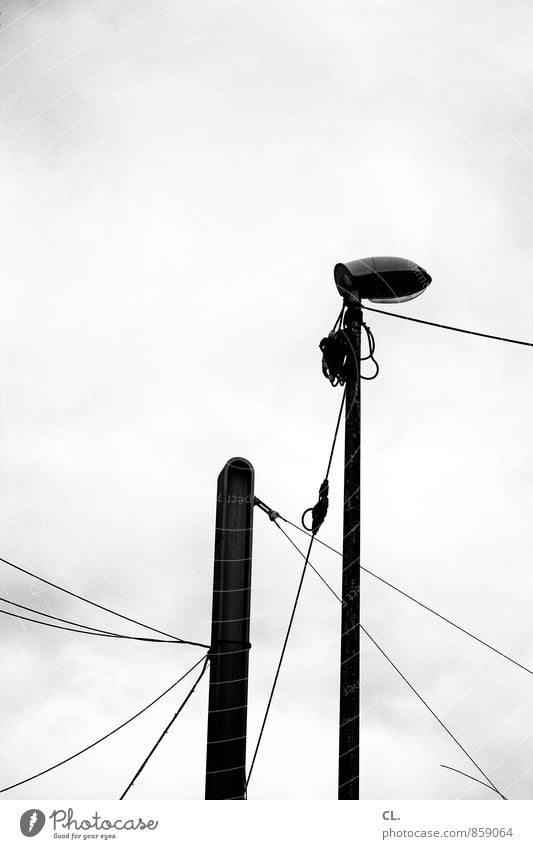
247;386;348;793
320;307;348;386
324;388;346;480
119;656;210;800
0;607;186;642
361;625;507;801
261;511;510;800
0;594;137;638
274;515;533;679
0;554;209;648
358;567;533;678
301;389;345;534
440;764;507;799
274;521;342;604
267;510;515;800
0;654;208;794
360;320;380;380
332;304;345;332
245;534;315;794
362;305;533;348
284;514;349;555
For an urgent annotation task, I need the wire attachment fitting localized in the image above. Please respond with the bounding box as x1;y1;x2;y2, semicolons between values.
301;478;329;535
208;639;252;657
254;497;280;522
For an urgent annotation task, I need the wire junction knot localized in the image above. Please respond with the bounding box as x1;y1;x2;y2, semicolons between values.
301;478;329;535
320;308;379;385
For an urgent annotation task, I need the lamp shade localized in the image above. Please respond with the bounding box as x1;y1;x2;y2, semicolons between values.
334;256;431;303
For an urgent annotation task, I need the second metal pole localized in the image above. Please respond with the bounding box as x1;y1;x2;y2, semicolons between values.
338;303;361;800
205;457;254;800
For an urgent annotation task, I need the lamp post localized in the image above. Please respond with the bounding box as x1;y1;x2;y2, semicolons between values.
330;256;431;800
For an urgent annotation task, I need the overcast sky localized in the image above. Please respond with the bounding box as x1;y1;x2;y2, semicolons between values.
0;0;533;801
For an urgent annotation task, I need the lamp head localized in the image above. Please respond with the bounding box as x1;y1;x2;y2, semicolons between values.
334;256;431;304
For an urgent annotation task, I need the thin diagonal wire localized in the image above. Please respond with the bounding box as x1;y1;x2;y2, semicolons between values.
440;764;507;799
245;534;315;793
274;521;342;603
277;517;533;678
0;654;208;794
332;305;345;333
361;625;506;800
284;515;352;554
324;388;346;479
265;515;511;801
119;656;210;799
0;607;184;642
0;594;133;637
362;305;533;348
246;390;346;793
0;554;208;647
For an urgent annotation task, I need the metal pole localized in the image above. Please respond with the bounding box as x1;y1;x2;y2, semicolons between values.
205;457;254;800
338;302;361;800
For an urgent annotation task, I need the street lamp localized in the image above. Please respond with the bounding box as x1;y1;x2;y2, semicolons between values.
333;256;431;801
334;255;431;304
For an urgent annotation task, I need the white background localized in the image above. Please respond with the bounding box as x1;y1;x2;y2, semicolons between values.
0;0;532;801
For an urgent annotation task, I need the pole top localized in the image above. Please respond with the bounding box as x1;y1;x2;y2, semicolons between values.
221;457;254;474
217;458;255;501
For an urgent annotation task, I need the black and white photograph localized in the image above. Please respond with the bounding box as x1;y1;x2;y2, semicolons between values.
0;0;533;842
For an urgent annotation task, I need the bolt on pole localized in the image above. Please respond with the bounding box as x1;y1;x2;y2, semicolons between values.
205;457;254;800
338;302;361;800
